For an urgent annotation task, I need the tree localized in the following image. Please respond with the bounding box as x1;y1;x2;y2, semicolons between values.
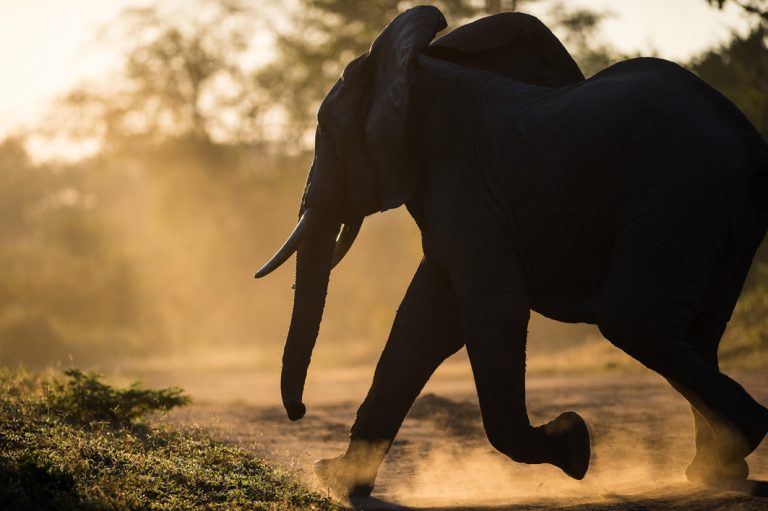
705;0;768;23
52;0;264;149
41;0;623;152
546;2;632;77
700;0;768;354
690;28;768;138
260;0;496;144
263;0;622;145
0;138;147;366
698;0;768;138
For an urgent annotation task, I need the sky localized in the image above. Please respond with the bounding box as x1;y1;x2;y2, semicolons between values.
0;0;753;140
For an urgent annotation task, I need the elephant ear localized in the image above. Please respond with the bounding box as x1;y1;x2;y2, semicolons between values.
364;5;447;211
426;12;584;87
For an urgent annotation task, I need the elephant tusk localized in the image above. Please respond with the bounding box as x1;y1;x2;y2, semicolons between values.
330;217;363;269
254;208;320;278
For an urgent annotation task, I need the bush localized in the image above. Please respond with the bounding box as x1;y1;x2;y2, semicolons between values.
0;369;337;511
46;369;190;427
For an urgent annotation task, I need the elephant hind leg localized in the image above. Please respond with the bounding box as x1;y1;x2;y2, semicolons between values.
599;206;768;479
671;320;750;483
681;251;766;483
684;407;749;483
600;306;768;481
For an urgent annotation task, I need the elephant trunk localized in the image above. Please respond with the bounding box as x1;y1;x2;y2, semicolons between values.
280;213;340;420
256;130;363;420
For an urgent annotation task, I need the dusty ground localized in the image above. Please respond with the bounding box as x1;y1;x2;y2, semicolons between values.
159;366;768;510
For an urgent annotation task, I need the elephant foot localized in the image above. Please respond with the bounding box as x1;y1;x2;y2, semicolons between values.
315;455;374;498
685;407;768;486
711;406;768;463
541;411;591;480
685;451;748;485
314;440;388;498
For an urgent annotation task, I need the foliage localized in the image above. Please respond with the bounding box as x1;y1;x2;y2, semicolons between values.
53;0;264;147
40;0;767;151
689;26;768;138
0;369;338;510
46;369;190;427
256;0;493;144
0;2;561;371
694;0;768;350
45;0;627;151
0;138;150;368
693;0;768;306
262;0;623;139
1;0;765;371
705;0;768;23
546;1;634;77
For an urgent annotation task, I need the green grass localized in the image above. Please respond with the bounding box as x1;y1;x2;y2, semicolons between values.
0;369;338;511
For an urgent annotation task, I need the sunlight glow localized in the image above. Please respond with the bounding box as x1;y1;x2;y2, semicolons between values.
0;0;753;153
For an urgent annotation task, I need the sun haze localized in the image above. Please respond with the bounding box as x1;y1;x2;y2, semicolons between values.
0;0;751;140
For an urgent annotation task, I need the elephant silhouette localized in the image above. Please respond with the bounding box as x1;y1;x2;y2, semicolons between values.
256;6;768;498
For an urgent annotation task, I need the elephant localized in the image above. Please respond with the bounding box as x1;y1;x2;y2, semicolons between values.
255;5;768;498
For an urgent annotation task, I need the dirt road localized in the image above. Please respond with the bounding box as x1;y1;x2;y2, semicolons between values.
161;368;768;510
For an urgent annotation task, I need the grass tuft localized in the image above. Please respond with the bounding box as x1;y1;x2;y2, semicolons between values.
47;369;190;427
0;368;338;510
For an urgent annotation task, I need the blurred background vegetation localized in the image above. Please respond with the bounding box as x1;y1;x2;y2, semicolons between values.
0;0;766;374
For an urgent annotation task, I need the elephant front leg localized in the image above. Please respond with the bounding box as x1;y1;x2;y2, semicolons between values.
453;260;590;480
315;257;464;498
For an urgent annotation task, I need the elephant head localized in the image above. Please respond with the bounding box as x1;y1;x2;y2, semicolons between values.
255;6;584;421
255;6;448;421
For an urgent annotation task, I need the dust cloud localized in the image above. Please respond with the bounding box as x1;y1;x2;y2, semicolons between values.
2;131;623;376
389;421;682;508
370;371;768;508
162;364;768;509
